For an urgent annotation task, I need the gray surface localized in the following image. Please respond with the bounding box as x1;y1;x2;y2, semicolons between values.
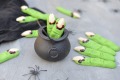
0;0;120;80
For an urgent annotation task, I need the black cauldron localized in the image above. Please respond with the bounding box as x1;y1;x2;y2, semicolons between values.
34;27;71;61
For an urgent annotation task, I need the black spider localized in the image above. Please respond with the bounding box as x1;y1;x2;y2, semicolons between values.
23;65;47;80
68;30;75;35
76;9;82;14
102;0;108;3
112;9;119;13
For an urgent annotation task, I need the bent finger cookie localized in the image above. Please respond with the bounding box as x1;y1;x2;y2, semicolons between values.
16;16;38;23
21;5;48;20
0;48;19;63
47;14;56;35
56;6;80;19
50;18;65;39
78;37;116;56
74;46;115;61
21;30;38;38
85;32;120;52
73;56;116;69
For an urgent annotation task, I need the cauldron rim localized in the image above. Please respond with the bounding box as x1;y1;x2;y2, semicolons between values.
38;26;69;42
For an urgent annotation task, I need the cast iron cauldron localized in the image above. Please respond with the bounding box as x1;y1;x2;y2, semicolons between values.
34;27;71;61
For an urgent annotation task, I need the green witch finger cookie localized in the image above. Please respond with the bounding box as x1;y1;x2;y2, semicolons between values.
16;16;38;23
49;18;66;39
21;5;49;20
78;37;116;56
74;46;115;61
56;6;80;19
85;32;120;52
21;30;38;38
0;48;19;63
47;14;56;35
73;56;116;69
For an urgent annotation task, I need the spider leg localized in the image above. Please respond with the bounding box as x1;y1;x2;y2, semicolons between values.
35;65;40;72
22;73;31;76
66;77;69;80
35;75;37;80
37;66;40;71
35;65;38;71
40;70;47;72
28;67;35;71
39;70;47;73
37;75;40;80
28;74;33;80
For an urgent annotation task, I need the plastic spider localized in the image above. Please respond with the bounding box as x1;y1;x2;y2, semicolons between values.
102;0;108;3
68;29;75;35
23;65;47;80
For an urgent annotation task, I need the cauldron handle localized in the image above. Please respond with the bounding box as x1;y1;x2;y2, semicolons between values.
37;21;56;42
37;21;69;43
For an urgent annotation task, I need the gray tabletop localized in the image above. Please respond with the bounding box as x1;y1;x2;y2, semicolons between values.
0;0;120;80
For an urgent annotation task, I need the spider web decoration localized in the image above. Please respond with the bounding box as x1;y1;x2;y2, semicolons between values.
23;65;47;80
